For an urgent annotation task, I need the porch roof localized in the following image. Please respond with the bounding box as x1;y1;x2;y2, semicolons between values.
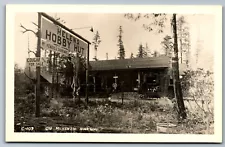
89;56;170;71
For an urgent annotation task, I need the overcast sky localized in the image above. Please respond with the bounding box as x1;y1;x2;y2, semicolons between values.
14;13;215;70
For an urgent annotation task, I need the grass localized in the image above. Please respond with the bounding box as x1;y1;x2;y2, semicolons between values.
14;95;214;134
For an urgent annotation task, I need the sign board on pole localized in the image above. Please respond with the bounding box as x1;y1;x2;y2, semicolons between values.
113;76;118;79
26;57;48;67
41;18;88;57
26;57;41;67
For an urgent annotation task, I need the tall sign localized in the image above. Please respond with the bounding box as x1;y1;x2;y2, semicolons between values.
38;12;91;107
41;17;88;57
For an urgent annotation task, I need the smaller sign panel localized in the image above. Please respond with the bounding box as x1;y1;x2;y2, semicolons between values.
26;57;48;67
26;57;41;67
113;76;118;79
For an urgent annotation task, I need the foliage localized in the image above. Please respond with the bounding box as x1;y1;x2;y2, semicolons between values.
181;68;214;127
124;13;168;33
15;93;35;116
117;26;125;59
177;16;191;65
14;64;34;96
56;53;86;96
161;35;173;57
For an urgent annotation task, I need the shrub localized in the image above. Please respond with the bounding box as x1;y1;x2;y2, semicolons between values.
180;68;214;133
14;93;35;116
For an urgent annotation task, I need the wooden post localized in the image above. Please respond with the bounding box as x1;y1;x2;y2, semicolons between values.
164;69;169;96
138;71;141;89
35;12;41;117
93;76;96;93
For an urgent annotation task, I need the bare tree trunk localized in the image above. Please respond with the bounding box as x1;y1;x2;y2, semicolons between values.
172;14;187;120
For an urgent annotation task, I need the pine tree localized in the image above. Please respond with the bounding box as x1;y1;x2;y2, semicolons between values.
144;43;150;57
117;26;125;59
152;50;159;57
92;31;101;61
137;43;147;58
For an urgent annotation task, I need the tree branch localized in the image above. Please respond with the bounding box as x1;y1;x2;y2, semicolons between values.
32;21;38;27
23;71;36;83
20;23;38;36
28;50;37;56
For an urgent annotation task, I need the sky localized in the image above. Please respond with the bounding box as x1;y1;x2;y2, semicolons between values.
14;13;215;70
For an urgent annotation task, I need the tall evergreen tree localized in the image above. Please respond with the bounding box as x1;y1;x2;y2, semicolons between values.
92;31;101;61
117;26;125;59
144;43;150;57
137;43;143;58
137;43;147;58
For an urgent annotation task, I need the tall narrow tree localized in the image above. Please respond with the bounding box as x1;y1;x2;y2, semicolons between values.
144;43;150;57
92;31;101;61
137;43;144;58
117;26;125;59
172;14;187;119
152;50;159;57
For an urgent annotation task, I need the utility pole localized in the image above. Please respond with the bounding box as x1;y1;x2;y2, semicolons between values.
35;12;41;117
172;14;187;120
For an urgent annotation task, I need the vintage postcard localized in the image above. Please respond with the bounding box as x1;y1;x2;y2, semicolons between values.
6;5;222;142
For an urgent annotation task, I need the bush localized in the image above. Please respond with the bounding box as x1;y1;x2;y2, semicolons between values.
14;93;35;116
180;68;214;133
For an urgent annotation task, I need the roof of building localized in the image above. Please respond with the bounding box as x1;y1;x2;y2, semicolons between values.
89;56;170;71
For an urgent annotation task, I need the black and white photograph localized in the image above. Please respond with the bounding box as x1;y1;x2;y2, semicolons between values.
6;5;222;142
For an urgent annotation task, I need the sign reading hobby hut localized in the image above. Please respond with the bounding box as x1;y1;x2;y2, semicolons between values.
41;18;88;57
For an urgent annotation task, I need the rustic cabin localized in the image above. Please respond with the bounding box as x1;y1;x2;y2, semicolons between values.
24;55;187;98
84;56;174;98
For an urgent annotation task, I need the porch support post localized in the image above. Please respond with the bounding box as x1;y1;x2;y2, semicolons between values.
93;76;96;93
138;71;141;89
